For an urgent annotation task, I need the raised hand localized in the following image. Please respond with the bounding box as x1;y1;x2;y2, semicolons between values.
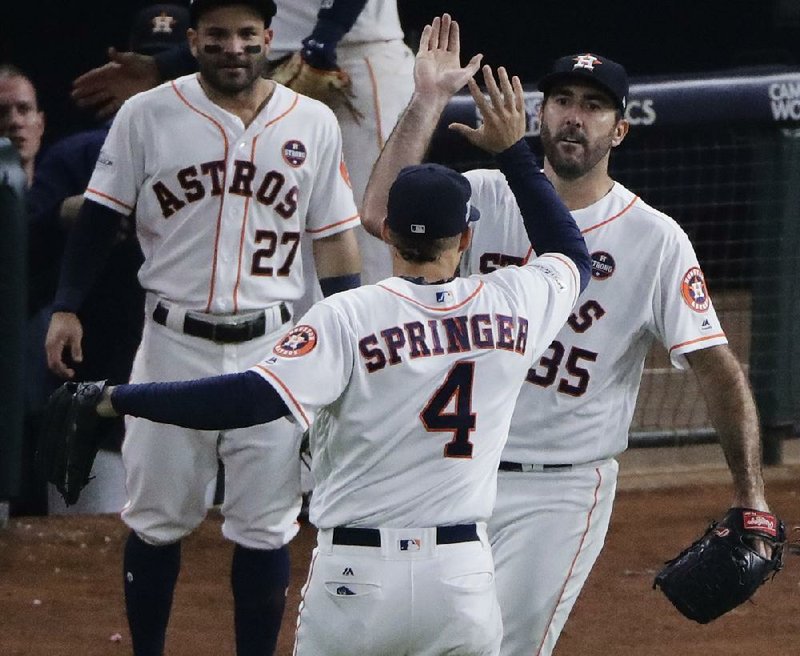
450;65;527;154
72;48;160;118
413;14;483;104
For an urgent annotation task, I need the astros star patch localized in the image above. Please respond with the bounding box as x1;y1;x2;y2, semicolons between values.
273;325;317;357
680;267;710;312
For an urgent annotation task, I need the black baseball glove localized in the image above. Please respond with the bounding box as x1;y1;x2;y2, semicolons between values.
36;380;109;506
653;507;785;623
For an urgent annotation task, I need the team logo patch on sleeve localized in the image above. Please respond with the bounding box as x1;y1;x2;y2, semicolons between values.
282;140;307;167
680;267;711;312
590;251;615;279
273;325;317;357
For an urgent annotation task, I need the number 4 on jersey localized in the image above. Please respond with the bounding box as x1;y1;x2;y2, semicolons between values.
420;361;476;458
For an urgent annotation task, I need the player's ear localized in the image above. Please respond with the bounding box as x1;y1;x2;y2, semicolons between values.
188;28;199;58
458;227;473;253
611;118;629;148
380;218;391;243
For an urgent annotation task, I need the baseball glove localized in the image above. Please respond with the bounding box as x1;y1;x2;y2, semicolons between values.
36;380;109;506
653;507;785;623
267;52;363;121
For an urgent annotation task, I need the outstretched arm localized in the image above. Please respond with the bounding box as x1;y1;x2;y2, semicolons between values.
97;371;291;430
361;14;482;238
686;345;768;511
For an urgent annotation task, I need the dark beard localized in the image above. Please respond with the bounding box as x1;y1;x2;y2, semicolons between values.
540;121;613;180
196;55;264;95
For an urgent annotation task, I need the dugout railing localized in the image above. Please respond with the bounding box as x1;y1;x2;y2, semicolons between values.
430;67;800;461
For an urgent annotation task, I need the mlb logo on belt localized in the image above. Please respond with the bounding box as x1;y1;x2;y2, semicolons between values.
399;538;421;551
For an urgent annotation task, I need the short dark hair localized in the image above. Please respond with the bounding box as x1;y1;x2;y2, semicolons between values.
385;228;461;264
190;0;277;27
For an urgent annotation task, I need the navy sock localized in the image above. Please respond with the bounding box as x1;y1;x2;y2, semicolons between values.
123;532;181;656
231;544;290;656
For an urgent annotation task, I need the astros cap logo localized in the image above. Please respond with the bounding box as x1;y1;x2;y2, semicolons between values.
274;325;317;357
573;54;602;71
152;12;177;34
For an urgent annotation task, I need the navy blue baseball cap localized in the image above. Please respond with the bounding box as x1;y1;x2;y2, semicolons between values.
386;164;480;239
538;53;629;112
129;5;190;56
190;0;277;27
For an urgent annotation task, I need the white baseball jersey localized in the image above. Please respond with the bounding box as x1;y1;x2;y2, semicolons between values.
269;0;404;59
250;256;580;529
85;75;359;313
462;171;728;464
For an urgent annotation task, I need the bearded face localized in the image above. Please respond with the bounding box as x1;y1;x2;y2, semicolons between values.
191;5;270;96
539;84;622;180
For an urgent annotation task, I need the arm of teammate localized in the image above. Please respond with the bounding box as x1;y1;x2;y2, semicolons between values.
686;345;768;511
300;0;368;70
94;371;290;430
361;14;482;238
45;199;123;379
71;44;196;118
453;66;590;290
313;228;362;296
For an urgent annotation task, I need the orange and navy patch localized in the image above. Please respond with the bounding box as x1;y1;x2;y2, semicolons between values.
680;267;710;312
273;325;317;357
283;140;307;167
590;251;615;280
339;156;352;188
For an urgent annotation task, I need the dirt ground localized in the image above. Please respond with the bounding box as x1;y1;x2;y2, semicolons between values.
1;465;798;656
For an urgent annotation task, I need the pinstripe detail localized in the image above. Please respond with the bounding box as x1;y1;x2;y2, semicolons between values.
292;549;319;656
86;188;134;212
232;134;260;313
264;90;299;128
668;332;727;354
581;195;639;235
253;365;310;428
521;246;534;264
535;467;603;656
376;281;485;312
364;56;384;149
169;79;229;313
306;213;361;234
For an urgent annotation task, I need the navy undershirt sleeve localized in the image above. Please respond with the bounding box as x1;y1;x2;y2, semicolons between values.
495;140;591;292
52;199;124;312
111;371;291;430
302;0;369;69
319;273;360;297
311;0;369;44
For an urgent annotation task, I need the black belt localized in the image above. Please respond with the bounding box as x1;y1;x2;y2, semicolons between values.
153;301;290;344
498;461;573;472
332;524;479;547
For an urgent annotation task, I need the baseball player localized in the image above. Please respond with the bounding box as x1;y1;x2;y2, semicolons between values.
69;0;414;290
362;26;771;656
44;1;361;654
72;47;591;655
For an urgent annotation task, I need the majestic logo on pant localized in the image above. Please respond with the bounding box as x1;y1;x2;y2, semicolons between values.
342;567;354;576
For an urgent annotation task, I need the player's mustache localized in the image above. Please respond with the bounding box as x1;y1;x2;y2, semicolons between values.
556;128;587;145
